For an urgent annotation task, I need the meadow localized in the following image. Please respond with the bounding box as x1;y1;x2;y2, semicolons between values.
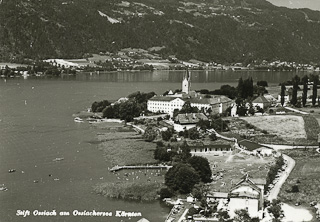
195;152;275;192
241;115;307;139
279;149;320;204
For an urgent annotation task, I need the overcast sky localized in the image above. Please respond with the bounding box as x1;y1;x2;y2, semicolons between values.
267;0;320;11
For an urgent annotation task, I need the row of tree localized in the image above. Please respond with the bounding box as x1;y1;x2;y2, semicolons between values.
281;74;319;107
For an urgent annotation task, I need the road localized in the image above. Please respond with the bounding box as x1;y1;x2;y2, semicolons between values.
267;154;295;201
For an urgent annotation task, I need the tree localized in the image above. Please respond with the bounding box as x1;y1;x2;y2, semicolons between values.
257;80;268;87
209;132;217;141
161;129;173;141
91;100;111;112
188;156;212;183
280;83;286;106
144;126;157;142
102;105;114;118
237;77;244;98
180;101;199;113
159;187;174;199
302;75;308;107
154;147;171;161
165;163;200;193
180;141;191;162
118;101;141;122
233;209;252;222
217;210;232;222
291;75;300;106
188;127;200;140
268;199;283;220
311;74;319;106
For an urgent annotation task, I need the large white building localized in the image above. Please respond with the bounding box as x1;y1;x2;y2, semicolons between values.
147;71;233;116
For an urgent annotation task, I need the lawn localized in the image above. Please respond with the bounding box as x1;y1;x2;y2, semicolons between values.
279;149;320;204
195;152;275;192
241;115;307;139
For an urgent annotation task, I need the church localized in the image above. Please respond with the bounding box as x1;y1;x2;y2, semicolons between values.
147;71;233;116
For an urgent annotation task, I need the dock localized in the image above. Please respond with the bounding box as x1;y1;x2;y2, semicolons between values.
109;165;172;172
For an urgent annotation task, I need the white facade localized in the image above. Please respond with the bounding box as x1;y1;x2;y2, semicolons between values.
182;76;190;94
228;198;260;218
147;97;185;116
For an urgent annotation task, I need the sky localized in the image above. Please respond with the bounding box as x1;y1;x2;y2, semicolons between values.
266;0;320;11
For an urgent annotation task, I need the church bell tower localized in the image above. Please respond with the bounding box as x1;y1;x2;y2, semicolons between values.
182;70;190;94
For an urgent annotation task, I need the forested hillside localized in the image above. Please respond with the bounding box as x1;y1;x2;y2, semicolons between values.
1;0;320;63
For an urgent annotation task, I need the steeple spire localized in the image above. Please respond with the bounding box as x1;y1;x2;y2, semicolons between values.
182;69;191;94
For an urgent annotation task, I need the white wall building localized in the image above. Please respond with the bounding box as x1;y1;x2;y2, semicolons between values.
147;97;185;116
228;175;265;219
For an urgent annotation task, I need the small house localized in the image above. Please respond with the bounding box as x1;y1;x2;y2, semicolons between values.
252;96;271;110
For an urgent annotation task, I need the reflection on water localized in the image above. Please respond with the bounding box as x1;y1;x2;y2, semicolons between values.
59;70;319;84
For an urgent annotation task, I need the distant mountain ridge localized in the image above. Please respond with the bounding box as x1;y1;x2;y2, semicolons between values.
1;0;320;63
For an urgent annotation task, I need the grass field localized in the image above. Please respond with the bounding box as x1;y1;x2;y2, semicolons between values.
95;123;158;166
279;149;320;204
241;115;307;139
195;152;275;192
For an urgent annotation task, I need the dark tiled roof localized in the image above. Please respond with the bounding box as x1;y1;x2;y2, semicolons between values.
252;96;271;104
175;113;208;124
148;96;181;102
238;139;265;151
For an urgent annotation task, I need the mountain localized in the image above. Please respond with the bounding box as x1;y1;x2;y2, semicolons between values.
267;0;320;11
1;0;320;64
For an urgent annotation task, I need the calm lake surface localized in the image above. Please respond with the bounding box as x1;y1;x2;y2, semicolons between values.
0;70;317;222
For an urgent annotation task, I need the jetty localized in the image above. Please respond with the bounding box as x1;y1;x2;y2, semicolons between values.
109;165;172;172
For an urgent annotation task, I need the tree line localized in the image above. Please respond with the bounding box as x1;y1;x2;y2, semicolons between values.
280;74;319;107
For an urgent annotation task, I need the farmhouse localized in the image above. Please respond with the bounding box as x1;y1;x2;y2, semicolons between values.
228;174;266;219
188;140;233;155
236;138;273;156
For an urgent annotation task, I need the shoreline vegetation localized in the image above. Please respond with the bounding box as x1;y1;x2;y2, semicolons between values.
94;181;163;201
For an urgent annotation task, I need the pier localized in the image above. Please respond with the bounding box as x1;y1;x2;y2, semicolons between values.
109;165;172;172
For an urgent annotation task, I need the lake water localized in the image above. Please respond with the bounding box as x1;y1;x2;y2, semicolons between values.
0;70;317;222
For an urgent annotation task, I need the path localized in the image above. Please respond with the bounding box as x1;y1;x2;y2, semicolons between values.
177;209;189;222
126;123;145;134
284;107;309;115
109;165;172;172
267;154;295;201
262;144;318;150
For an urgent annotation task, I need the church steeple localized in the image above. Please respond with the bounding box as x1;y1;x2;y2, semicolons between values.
182;69;191;94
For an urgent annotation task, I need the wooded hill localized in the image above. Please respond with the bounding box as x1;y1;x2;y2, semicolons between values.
1;0;320;64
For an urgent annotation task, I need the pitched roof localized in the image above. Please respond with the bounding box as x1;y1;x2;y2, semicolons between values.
238;139;265;151
148;96;181;102
187;95;232;105
230;174;263;196
252;96;271;104
175;113;208;124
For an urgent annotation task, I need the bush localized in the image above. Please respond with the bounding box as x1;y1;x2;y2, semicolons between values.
291;185;299;193
159;187;174;199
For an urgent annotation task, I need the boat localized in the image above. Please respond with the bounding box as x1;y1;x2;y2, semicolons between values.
0;187;8;191
8;169;16;173
53;157;64;162
74;117;84;123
